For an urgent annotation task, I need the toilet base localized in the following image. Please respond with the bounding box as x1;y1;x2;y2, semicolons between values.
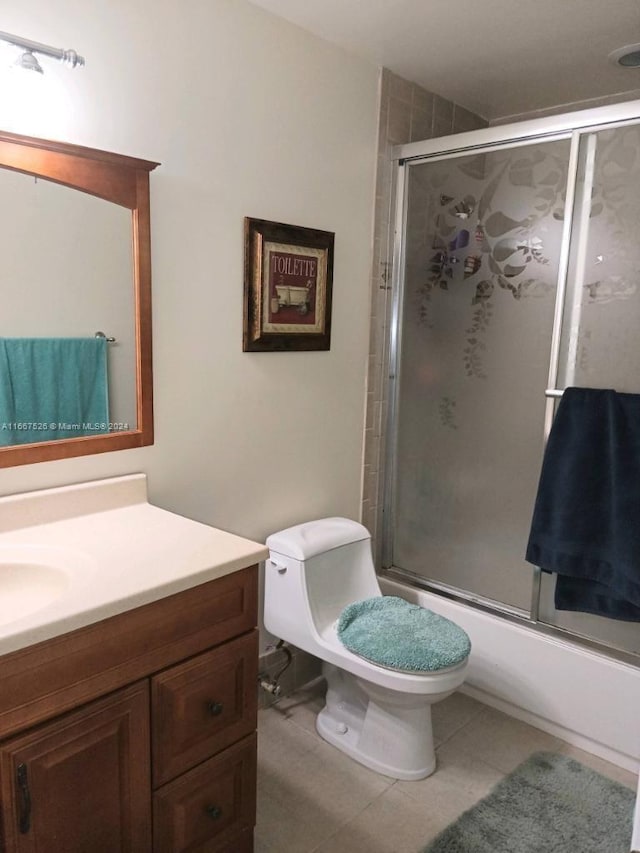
316;663;437;781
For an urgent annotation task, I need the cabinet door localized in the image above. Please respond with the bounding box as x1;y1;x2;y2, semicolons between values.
0;681;151;853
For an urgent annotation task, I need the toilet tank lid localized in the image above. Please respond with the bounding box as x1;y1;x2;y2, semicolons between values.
266;517;370;560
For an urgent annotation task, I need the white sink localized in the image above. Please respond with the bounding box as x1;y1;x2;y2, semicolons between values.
0;546;91;628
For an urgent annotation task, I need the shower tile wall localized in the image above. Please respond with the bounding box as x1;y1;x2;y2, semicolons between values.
363;70;487;564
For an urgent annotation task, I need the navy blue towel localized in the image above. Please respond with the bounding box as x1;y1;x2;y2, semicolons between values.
526;387;640;622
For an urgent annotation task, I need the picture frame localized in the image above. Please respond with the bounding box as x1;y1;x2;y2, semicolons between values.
243;217;334;351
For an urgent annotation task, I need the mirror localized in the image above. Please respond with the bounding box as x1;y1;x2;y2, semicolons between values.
0;129;158;468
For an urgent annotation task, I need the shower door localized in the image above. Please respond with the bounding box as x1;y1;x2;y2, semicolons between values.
537;122;640;654
386;112;640;659
388;138;572;612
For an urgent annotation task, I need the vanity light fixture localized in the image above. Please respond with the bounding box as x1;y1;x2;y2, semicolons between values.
0;30;85;74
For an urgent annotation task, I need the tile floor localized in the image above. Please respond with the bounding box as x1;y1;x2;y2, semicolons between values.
255;680;636;853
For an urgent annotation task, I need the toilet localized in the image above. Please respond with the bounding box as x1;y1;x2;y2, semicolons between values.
264;517;471;781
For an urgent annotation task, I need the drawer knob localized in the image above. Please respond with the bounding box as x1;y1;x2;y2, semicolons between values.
206;805;222;820
207;701;223;716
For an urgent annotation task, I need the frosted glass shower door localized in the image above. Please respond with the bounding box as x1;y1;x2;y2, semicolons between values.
391;139;572;611
538;123;640;654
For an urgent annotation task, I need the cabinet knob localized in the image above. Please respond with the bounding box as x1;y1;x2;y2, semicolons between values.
207;701;223;716
206;805;222;820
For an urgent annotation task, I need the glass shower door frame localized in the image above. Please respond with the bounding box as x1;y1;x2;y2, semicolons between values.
381;100;640;662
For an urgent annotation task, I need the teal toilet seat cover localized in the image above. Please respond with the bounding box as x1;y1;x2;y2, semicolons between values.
337;596;471;672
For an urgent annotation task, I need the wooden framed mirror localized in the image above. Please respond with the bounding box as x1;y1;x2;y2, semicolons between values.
0;130;159;468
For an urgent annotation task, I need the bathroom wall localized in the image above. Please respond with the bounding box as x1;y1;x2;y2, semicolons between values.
0;2;379;545
362;69;488;563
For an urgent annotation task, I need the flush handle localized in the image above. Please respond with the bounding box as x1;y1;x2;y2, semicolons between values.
17;763;31;834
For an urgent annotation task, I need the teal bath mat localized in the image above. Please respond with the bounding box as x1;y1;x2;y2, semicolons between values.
422;752;635;852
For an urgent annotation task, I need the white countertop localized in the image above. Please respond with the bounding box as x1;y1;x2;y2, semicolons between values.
0;474;268;656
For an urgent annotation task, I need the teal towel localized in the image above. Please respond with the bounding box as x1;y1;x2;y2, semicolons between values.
0;337;109;446
337;596;471;672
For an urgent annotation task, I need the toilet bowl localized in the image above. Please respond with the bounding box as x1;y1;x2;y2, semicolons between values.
264;517;470;780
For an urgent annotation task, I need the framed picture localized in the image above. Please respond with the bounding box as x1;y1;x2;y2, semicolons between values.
243;217;334;351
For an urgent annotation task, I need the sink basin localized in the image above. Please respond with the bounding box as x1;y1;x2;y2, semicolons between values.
0;546;91;628
0;563;69;626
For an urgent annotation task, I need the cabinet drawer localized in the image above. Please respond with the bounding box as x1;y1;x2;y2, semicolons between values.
152;631;257;787
153;733;256;853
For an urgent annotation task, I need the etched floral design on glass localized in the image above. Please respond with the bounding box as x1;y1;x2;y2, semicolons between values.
414;146;566;377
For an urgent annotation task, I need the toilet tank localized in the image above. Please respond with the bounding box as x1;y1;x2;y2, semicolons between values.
266;518;381;637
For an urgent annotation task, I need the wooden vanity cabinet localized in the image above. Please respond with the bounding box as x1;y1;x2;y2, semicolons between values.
0;565;259;853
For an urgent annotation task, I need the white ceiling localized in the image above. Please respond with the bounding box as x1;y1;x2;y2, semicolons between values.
250;0;640;120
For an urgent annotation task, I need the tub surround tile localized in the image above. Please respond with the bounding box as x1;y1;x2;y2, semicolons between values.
410;107;434;142
412;87;435;117
376;154;393;207
365;391;375;431
374;193;392;240
433;117;454;139
388;72;414;104
362;503;379;544
453;103;488;132
363;430;378;468
433;93;455;122
378;102;390;149
387;98;412;144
